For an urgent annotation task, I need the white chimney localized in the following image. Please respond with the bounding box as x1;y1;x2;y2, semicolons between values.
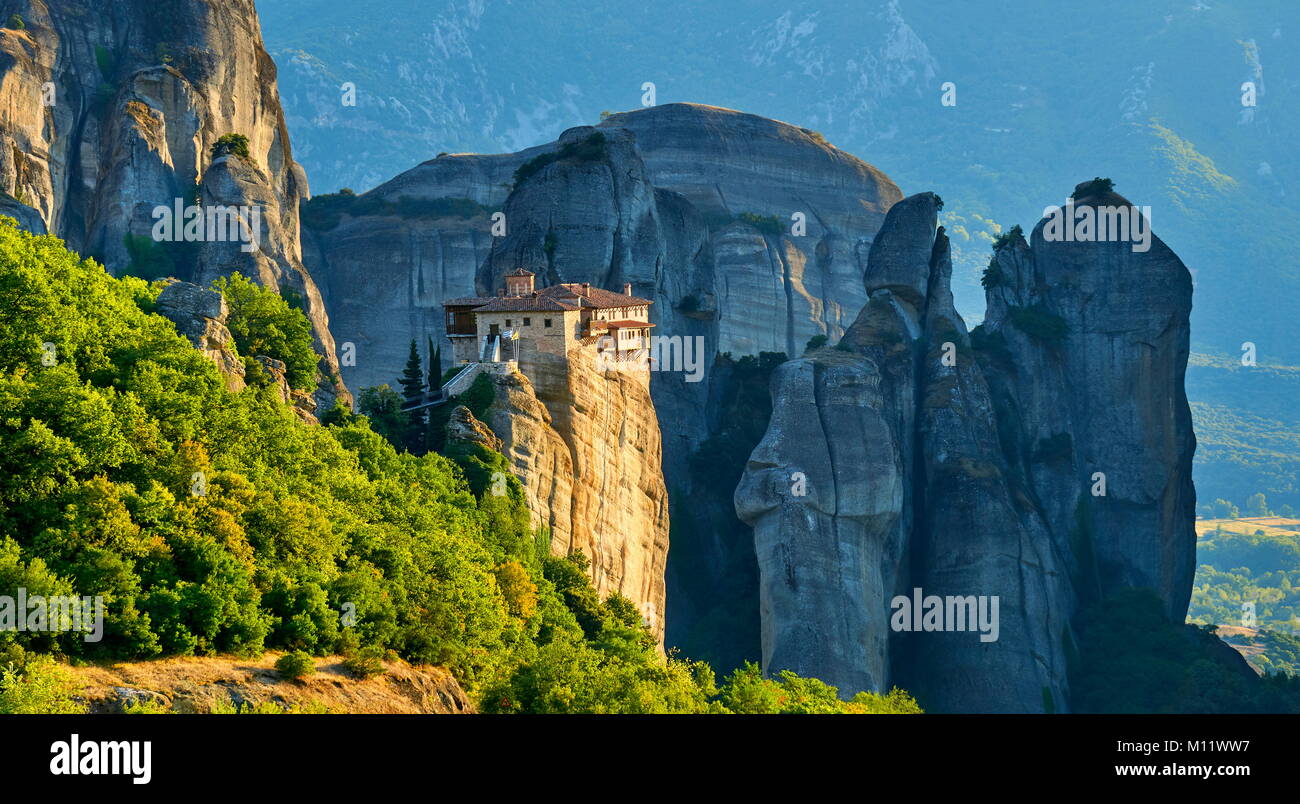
623;282;632;296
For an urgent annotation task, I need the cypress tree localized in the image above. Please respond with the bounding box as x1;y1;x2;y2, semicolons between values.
399;339;426;452
428;337;443;393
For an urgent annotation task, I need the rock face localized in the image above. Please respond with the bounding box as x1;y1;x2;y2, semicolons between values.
305;102;900;471
0;0;347;408
153;279;318;423
154;278;245;391
736;185;1196;712
302;104;900;647
483;349;670;640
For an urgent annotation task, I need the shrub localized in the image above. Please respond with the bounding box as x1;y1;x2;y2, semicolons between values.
6;14;24;30
980;256;1006;290
275;650;315;680
992;224;1024;251
299;191;496;231
342;646;387;679
121;233;175;282
1072;177;1115;199
123;697;171;714
0;657;85;714
94;45;116;78
804;334;828;353
799;128;829;147
736;212;784;237
1008;304;1068;343
211;133;251;161
512;132;607;186
970;323;1010;359
717;662;922;714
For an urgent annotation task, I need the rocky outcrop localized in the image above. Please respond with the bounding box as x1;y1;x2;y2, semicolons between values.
154;278;245;391
445;404;503;452
0;0;347;409
736;184;1196;712
153;278;317;423
483;349;669;640
253;355;319;425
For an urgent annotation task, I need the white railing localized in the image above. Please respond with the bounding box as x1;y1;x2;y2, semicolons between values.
441;362;482;397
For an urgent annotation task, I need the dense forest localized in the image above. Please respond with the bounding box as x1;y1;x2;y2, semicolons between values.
0;218;919;714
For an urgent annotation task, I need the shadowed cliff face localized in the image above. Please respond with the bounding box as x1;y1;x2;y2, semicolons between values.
0;0;347;407
736;185;1196;712
305;102;900;472
302;103;902;656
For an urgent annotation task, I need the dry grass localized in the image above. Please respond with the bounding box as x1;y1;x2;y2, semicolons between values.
1196;517;1300;538
67;653;473;714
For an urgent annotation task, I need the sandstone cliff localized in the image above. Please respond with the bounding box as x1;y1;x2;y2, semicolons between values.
0;0;347;407
481;349;669;639
737;184;1196;712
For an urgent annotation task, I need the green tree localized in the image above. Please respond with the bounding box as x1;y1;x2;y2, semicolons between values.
427;338;442;393
211;133;251;161
357;384;407;446
399;339;426;453
1246;493;1271;517
211;273;319;390
0;218;920;713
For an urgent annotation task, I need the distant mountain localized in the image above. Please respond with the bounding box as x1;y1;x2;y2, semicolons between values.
259;0;1300;513
259;0;1298;352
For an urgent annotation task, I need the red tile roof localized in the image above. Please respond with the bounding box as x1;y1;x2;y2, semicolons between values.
537;284;653;308
444;296;497;307
470;295;580;312
444;282;654;313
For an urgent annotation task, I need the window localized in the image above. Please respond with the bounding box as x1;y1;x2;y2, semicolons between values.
544;318;552;328
505;319;512;327
523;317;531;326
